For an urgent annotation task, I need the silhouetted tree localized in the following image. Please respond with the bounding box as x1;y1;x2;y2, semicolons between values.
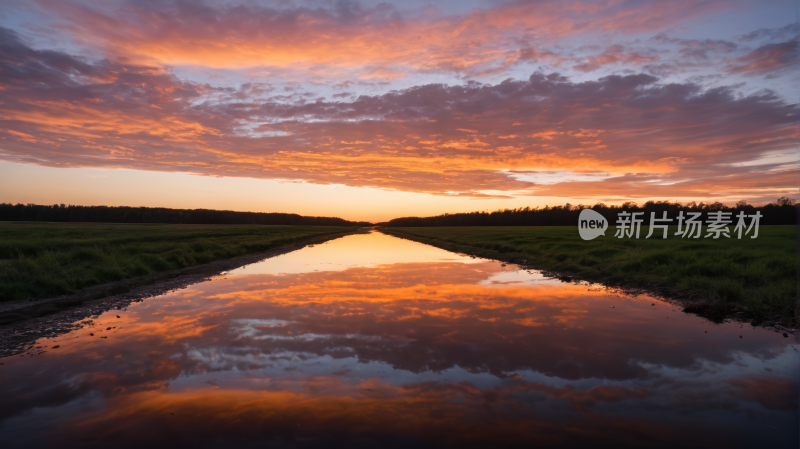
0;204;371;227
379;198;797;227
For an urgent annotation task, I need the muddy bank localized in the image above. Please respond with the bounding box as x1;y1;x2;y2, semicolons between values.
0;230;362;358
379;229;799;332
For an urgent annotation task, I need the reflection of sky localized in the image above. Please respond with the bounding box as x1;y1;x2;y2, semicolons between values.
479;268;564;287
230;231;486;275
0;232;797;447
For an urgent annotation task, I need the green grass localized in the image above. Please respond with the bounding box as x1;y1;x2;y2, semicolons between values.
0;222;355;302
381;226;797;318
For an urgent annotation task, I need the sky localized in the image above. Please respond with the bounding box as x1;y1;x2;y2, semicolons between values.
0;0;798;222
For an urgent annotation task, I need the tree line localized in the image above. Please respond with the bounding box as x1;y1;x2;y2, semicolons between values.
0;203;371;227
2;198;796;227
380;198;798;227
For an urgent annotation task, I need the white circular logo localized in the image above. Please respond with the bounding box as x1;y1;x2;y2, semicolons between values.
578;209;608;240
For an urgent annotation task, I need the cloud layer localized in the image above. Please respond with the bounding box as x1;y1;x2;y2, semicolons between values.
0;0;798;204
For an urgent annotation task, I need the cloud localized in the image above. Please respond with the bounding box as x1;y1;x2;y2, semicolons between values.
0;26;797;201
573;45;660;72
738;23;800;42
358;65;406;81
509;171;618;185
22;0;733;78
650;34;740;61
725;38;800;76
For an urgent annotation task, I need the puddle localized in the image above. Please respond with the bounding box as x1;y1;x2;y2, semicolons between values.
0;232;796;447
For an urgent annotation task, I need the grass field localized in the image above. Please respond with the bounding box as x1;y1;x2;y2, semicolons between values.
381;226;797;320
0;223;355;302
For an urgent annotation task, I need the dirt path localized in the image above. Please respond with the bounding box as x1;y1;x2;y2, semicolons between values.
0;230;361;358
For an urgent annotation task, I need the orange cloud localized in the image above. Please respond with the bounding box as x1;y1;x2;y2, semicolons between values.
0;3;797;204
30;0;730;75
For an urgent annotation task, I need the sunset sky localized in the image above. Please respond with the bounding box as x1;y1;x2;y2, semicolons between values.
0;0;798;221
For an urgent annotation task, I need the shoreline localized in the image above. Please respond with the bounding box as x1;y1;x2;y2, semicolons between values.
378;228;798;331
0;230;363;358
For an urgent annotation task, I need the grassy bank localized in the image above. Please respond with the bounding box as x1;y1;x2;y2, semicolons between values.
0;223;356;302
381;226;797;320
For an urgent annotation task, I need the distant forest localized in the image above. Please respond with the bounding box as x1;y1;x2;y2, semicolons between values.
2;198;797;228
381;197;798;227
0;203;371;227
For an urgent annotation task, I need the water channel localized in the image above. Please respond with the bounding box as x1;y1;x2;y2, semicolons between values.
0;232;797;447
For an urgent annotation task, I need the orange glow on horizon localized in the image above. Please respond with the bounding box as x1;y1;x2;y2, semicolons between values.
0;0;796;216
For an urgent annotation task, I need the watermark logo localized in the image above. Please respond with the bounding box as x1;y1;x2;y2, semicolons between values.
578;209;608;240
578;209;762;240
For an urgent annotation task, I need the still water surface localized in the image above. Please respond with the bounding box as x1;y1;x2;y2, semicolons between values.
1;232;797;447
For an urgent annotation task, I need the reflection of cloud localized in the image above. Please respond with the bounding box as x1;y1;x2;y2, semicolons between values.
16;384;676;447
0;252;796;446
727;376;799;410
